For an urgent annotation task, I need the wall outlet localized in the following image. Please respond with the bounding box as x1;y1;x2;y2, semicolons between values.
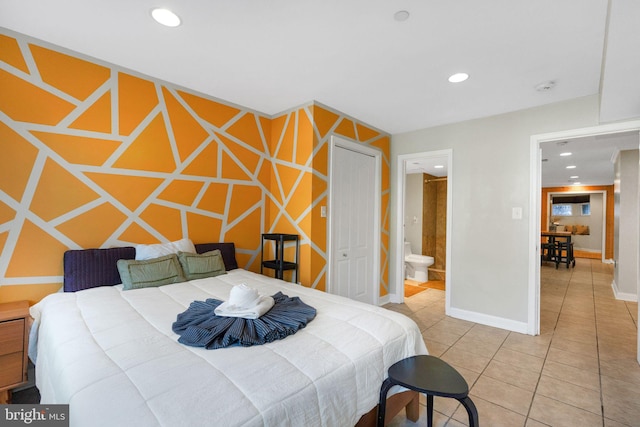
320;206;327;218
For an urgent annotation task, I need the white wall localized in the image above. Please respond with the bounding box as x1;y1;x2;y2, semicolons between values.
404;173;423;254
391;95;602;329
613;149;639;299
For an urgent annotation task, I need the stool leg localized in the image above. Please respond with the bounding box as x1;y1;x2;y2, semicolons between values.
427;394;434;427
458;396;479;427
377;378;394;427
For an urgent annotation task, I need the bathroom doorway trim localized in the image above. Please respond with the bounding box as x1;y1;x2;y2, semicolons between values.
394;149;453;314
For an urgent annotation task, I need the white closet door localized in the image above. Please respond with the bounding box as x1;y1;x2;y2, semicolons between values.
331;144;375;304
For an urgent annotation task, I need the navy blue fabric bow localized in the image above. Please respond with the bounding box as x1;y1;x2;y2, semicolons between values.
172;292;316;349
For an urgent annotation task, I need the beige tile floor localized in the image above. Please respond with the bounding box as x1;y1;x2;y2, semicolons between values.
384;258;639;427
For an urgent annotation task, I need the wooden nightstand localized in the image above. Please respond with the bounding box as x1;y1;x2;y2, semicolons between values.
0;300;30;404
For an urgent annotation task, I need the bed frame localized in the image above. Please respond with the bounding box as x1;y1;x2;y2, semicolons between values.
60;242;419;425
357;391;419;426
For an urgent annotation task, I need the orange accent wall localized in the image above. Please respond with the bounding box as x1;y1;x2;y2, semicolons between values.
541;185;614;259
0;30;390;304
265;105;392;294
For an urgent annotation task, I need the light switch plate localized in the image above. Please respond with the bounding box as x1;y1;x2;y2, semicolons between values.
512;207;523;220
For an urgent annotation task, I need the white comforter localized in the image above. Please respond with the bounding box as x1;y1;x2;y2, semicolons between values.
30;269;428;427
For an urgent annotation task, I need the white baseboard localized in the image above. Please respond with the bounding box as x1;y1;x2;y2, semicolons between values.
378;294;391;305
383;293;403;304
385;296;532;334
611;281;638;302
448;307;530;335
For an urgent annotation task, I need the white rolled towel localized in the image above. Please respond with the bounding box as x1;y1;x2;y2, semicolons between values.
229;283;260;308
214;284;275;319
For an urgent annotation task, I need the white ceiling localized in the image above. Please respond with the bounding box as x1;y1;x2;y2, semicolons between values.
541;132;639;187
2;0;638;136
599;0;640;123
2;1;639;185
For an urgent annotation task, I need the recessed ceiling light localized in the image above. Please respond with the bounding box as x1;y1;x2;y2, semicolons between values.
448;73;469;83
573;182;581;185
570;175;579;179
566;165;576;169
560;152;572;156
434;165;444;169
394;10;410;22
151;8;181;27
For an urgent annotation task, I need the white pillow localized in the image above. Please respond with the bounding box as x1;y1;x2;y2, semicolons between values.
135;238;197;260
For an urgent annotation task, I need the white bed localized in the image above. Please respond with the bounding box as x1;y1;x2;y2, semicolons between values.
30;267;428;426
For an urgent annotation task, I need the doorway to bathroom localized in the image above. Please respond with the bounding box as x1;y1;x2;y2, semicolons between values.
395;150;452;313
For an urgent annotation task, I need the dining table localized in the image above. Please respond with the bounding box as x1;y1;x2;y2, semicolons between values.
541;231;575;268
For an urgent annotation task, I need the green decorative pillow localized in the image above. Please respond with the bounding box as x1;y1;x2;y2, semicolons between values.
117;254;186;290
177;250;226;280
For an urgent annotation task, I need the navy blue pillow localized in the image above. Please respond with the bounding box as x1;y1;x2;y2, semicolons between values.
195;243;238;270
63;247;135;292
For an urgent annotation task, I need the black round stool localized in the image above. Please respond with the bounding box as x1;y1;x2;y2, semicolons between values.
377;355;478;427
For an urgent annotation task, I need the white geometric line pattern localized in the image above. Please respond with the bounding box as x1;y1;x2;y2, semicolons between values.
0;29;390;303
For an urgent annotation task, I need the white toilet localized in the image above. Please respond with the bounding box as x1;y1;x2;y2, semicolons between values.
404;242;434;283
